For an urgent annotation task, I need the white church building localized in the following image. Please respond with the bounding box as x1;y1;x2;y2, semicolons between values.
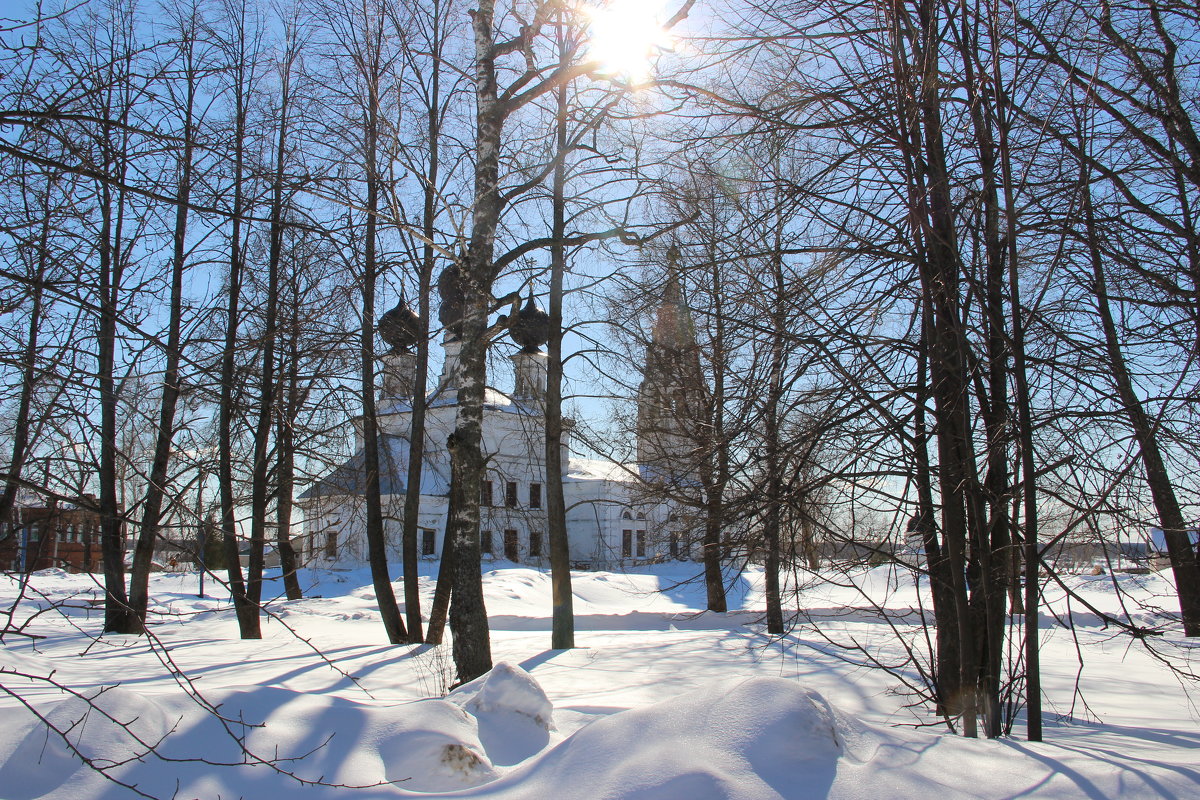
298;273;703;571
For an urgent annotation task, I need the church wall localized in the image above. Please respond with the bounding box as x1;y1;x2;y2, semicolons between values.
300;480;699;572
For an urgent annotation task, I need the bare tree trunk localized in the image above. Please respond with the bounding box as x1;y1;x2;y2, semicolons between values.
399;0;451;645
442;0;515;684
246;46;293;614
547;17;574;650
0;179;53;541
400;303;431;643
1007;217;1042;739
912;307;960;719
1081;168;1200;637
276;329;302;601
879;0;959;723
907;0;981;736
762;250;785;635
425;523;456;645
702;255;728;614
218;1;260;639
361;44;408;645
400;299;431;641
988;35;1042;738
129;11;200;627
956;8;1011;737
446;0;634;678
98;64;134;634
447;370;490;682
426;408;464;646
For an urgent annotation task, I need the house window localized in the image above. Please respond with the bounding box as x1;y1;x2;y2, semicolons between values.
506;481;519;508
325;531;337;559
529;483;542;509
481;530;493;554
504;529;519;561
529;531;542;557
421;528;436;556
622;530;632;558
482;480;493;507
636;530;646;558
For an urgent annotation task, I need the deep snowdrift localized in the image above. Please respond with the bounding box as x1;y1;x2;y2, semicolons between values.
1;564;1197;799
446;673;851;800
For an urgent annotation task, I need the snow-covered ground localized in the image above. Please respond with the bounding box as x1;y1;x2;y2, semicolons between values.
1;562;1197;799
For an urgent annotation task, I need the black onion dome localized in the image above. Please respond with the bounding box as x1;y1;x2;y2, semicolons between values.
508;294;551;353
438;263;466;339
378;301;421;353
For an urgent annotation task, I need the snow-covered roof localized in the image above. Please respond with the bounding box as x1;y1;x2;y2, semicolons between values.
379;388;536;416
299;434;449;500
637;464;703;489
565;457;641;484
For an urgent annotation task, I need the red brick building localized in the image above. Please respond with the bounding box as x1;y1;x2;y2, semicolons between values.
0;500;120;573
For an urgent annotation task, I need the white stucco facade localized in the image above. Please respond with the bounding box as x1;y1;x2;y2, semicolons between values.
299;336;699;571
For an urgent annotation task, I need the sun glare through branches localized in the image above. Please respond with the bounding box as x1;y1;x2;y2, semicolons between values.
582;0;678;84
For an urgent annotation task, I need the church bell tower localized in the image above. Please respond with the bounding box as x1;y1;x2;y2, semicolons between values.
636;247;706;484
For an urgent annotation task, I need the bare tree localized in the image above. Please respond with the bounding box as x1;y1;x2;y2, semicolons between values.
128;0;214;630
215;0;266;639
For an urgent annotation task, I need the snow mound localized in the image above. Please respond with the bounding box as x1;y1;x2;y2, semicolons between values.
378;699;498;792
24;567;70;580
485;677;846;799
449;662;555;766
0;686;169;800
450;662;553;729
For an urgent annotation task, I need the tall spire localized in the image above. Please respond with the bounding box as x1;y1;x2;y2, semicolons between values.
650;246;696;359
636;248;705;482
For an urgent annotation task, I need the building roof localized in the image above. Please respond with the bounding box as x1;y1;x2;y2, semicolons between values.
565;457;641;484
379;388;534;416
299;434;449;500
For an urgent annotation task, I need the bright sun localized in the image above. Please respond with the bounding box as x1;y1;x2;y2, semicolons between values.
584;0;677;84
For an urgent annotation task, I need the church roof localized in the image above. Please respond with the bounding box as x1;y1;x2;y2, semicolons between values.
378;388;535;416
636;463;703;488
565;457;641;483
299;434;449;500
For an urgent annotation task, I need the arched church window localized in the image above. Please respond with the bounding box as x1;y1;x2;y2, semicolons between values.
636;512;646;521
621;510;633;521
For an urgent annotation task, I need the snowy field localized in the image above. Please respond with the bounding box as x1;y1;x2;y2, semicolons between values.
1;562;1197;799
